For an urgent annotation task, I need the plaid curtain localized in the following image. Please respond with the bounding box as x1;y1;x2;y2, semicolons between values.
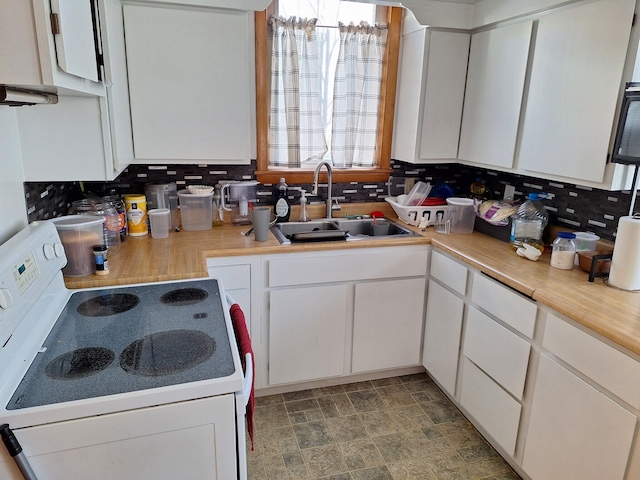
269;16;328;167
331;22;386;168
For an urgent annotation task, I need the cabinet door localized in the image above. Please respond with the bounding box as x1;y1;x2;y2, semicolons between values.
419;30;469;160
392;28;469;163
458;21;532;169
422;280;464;396
352;278;426;373
522;354;636;480
51;0;99;81
269;285;348;385
123;4;253;163
518;0;635;183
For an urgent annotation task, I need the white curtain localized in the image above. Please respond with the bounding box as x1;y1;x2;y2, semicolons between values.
331;22;386;168
269;16;327;167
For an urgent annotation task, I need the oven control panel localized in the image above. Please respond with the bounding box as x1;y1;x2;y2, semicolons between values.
0;222;67;347
13;252;39;296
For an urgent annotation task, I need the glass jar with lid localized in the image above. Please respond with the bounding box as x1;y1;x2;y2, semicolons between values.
70;199;121;247
550;232;576;270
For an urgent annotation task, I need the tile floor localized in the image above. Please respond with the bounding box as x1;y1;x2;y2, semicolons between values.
246;372;522;479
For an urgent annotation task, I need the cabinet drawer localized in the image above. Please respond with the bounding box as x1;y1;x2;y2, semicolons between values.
463;307;531;400
207;264;250;291
430;249;468;295
268;248;428;287
471;273;536;338
459;358;521;456
544;313;640;409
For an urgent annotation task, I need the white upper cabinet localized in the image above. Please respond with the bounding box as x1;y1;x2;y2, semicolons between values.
17;0;133;181
0;0;104;96
458;21;532;169
123;4;255;164
392;20;470;163
517;0;636;185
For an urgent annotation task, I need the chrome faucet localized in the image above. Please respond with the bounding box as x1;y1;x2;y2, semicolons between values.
312;160;335;219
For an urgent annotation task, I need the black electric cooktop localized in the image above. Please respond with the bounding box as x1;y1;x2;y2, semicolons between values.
7;279;235;410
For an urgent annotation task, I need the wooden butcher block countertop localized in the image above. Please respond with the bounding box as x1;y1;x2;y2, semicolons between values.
63;202;640;356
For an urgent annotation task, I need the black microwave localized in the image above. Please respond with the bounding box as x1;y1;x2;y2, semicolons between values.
613;82;640;164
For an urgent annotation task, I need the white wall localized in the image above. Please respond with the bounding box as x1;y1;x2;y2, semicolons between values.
0;108;28;245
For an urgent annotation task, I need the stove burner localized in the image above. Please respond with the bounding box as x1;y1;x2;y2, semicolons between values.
77;293;140;317
45;347;115;380
160;288;209;306
119;329;215;376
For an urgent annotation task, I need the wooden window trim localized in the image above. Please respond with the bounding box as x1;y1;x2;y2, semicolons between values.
254;6;402;185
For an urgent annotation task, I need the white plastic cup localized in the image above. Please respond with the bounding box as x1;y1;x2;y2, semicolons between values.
148;208;171;238
251;207;272;242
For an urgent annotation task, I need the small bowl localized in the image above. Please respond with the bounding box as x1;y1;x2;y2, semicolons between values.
577;250;612;274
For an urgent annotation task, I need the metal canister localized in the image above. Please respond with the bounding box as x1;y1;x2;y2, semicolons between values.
124;194;148;236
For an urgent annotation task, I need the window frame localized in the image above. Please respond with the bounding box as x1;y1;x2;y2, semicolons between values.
254;4;403;185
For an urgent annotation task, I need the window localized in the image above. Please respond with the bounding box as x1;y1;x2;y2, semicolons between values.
254;1;402;184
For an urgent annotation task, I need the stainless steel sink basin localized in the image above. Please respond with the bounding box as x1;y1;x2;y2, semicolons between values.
271;218;420;245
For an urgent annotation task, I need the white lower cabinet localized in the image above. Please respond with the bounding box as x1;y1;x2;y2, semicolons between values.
269;284;349;385
265;245;429;387
459;358;522;456
422;281;464;396
352;277;426;373
422;249;468;396
522;354;636;480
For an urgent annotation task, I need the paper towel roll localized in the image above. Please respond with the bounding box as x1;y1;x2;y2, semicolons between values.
609;215;640;290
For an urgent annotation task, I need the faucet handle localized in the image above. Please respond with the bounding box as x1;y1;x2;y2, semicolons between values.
331;198;341;211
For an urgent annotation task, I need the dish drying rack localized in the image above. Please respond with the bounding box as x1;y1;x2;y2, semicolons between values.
385;196;455;227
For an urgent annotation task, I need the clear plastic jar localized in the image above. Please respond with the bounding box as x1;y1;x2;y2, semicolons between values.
551;232;576;270
510;193;549;249
103;193;127;242
70;199;121;247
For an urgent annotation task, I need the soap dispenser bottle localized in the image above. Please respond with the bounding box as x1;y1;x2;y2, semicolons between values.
298;189;309;222
275;178;291;222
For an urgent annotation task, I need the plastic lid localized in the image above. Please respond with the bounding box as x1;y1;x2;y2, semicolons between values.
446;197;475;206
557;232;576;239
93;244;107;252
50;215;105;230
526;192;547;200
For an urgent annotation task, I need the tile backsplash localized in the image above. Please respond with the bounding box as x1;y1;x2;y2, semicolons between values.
25;161;635;242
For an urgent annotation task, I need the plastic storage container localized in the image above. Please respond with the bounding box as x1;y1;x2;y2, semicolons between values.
51;215;105;277
144;182;179;231
510;193;549;249
551;232;577;270
446;197;476;234
177;190;213;231
403;181;432;206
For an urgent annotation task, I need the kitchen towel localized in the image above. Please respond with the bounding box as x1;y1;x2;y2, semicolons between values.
609;215;640;290
230;303;255;450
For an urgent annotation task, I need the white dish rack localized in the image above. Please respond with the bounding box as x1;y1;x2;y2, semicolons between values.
385;196;455;227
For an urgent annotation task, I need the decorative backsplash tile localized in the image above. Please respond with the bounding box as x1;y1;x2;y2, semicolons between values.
24;161;635;242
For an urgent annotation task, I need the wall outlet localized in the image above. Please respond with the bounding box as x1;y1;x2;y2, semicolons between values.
504;185;516;201
404;178;416;194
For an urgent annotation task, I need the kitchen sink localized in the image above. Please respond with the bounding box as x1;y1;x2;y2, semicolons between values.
271;218;421;245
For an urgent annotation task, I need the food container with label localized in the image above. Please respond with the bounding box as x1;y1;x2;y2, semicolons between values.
124;194;148;236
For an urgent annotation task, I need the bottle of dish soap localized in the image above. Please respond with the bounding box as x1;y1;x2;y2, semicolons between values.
274;178;291;222
298;189;309;222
